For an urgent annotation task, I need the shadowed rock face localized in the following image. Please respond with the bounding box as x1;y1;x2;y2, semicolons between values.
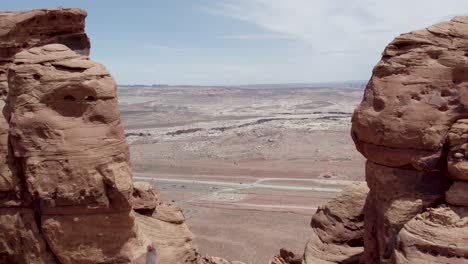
352;16;468;263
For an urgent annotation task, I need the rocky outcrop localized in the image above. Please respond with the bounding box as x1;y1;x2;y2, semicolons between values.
270;248;302;264
200;256;246;264
0;8;248;264
0;9;89;210
0;7;89;208
3;40;148;263
352;16;468;263
393;206;468;263
0;8;203;264
302;183;368;264
132;181;159;215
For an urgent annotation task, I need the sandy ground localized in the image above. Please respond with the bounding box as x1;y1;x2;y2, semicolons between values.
119;84;365;263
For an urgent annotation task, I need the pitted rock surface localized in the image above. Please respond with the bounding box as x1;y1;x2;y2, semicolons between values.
0;7;89;208
351;16;468;264
0;8;244;264
352;17;468;170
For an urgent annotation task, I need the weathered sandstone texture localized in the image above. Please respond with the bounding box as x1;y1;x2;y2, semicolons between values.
133;181;159;215
0;8;212;264
3;39;147;264
352;16;468;263
200;256;246;264
0;7;89;208
0;8;247;264
270;248;302;264
302;183;368;264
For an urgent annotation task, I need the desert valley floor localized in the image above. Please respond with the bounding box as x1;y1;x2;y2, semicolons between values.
119;84;366;263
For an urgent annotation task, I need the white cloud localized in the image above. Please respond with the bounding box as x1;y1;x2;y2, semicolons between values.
205;0;468;82
210;0;468;50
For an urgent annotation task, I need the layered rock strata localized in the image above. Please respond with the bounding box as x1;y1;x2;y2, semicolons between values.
0;8;246;264
0;8;203;264
302;183;368;264
352;16;468;263
3;40;147;263
0;7;89;209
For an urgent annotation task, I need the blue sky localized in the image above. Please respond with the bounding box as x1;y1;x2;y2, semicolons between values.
3;1;468;85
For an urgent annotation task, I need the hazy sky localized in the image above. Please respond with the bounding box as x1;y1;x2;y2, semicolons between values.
3;1;468;85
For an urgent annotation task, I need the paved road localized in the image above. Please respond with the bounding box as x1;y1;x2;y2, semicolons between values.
133;173;358;213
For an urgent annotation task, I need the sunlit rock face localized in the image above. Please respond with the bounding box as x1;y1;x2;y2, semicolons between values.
0;8;229;264
0;8;148;263
0;7;89;208
351;16;468;264
8;44;133;214
303;183;368;264
5;43;147;263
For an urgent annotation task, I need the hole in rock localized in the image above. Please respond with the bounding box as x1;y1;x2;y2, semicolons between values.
84;95;96;101
64;95;75;101
346;237;364;247
32;74;40;80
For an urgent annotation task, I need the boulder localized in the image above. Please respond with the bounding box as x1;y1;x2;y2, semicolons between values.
303;183;368;264
136;213;200;264
270;248;301;264
445;181;468;206
447;119;468;180
132;181;158;215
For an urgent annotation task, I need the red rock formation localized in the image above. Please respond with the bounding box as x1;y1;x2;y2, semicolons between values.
0;8;245;264
352;16;468;263
302;183;368;264
132;181;159;215
0;8;199;264
0;8;94;263
4;41;147;263
0;7;89;208
200;256;246;264
270;248;302;264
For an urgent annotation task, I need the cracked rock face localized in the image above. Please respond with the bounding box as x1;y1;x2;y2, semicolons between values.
352;16;468;264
